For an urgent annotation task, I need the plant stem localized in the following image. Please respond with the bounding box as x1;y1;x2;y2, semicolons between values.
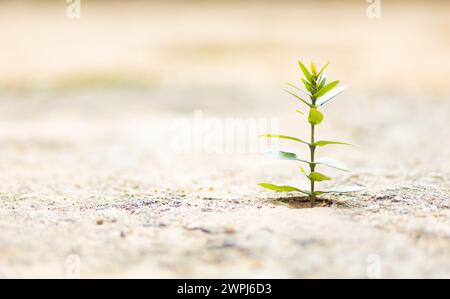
310;77;318;207
310;124;316;206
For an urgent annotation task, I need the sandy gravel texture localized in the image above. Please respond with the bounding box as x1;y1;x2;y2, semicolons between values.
0;1;449;278
0;88;449;278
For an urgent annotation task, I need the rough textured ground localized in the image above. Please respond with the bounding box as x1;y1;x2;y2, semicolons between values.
0;89;449;278
0;1;449;278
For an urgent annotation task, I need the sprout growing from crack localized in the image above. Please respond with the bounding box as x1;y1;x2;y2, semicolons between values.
258;60;363;206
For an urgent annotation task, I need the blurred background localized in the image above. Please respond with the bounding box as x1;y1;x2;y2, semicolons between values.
1;0;449;185
0;0;449;278
1;0;450;94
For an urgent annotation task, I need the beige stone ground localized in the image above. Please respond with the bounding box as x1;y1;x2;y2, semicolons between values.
0;1;449;278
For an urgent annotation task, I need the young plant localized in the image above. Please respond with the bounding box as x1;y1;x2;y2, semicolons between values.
258;60;362;206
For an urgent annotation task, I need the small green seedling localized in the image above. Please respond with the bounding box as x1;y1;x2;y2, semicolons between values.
258;60;363;206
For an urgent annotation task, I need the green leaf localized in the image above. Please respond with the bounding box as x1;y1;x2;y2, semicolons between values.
264;152;350;172
258;183;299;192
265;150;297;160
309;172;331;182
284;89;312;108
317;61;330;78
318;77;326;90
314;80;339;98
258;183;311;195
316;73;327;90
260;134;309;145
316;85;347;106
300;167;330;182
313;191;326;196
317;186;365;194
264;151;310;164
315;157;349;172
308;108;324;125
316;64;328;89
295;109;304;116
299;166;309;178
287;83;312;97
301;78;313;93
314;140;352;147
298;60;312;83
